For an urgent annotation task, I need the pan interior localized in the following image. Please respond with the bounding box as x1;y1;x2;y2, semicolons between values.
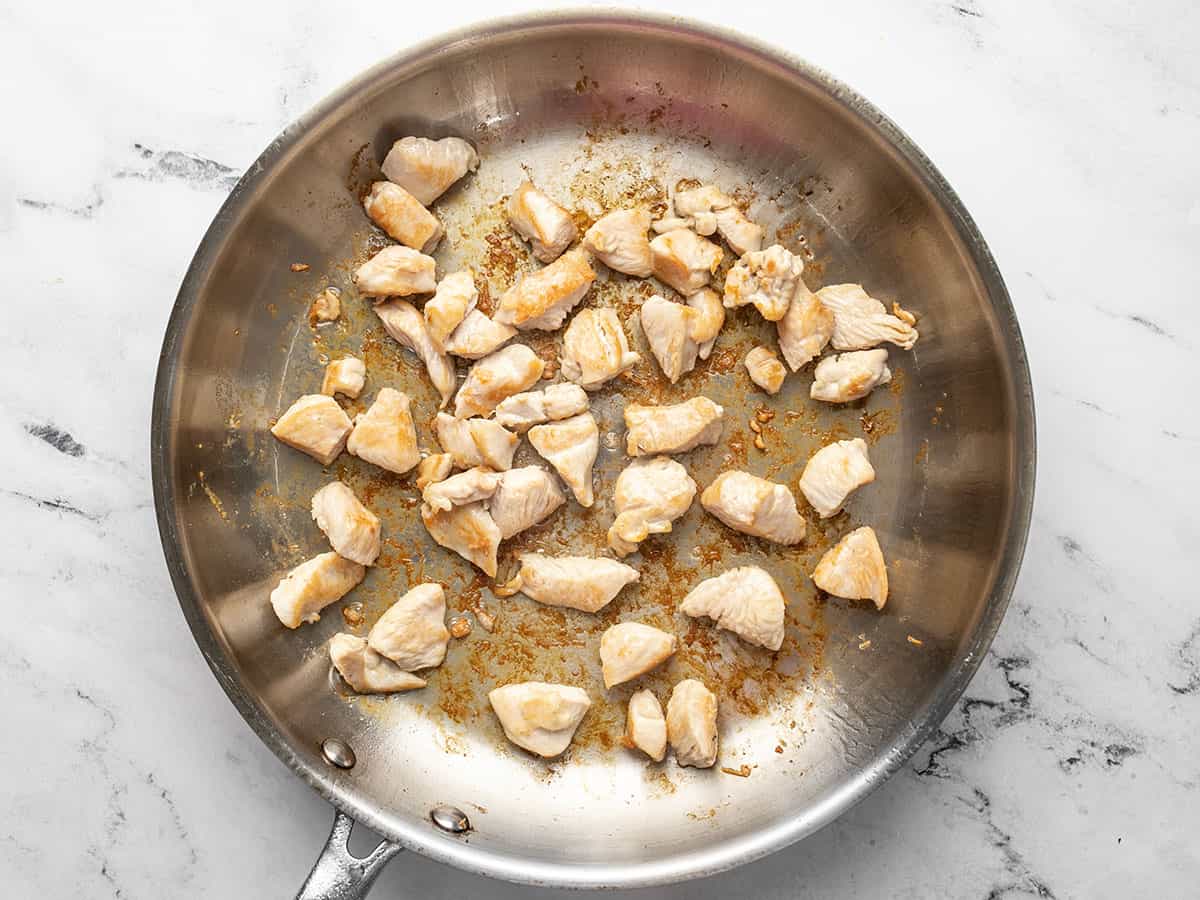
158;15;1029;886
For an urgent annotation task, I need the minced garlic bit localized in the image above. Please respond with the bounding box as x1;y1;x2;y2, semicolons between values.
290;262;310;272
475;607;496;633
449;615;472;639
748;418;762;434
858;639;872;650
720;764;752;777
753;433;766;451
907;634;924;646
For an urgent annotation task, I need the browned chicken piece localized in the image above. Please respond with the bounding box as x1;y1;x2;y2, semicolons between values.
311;481;381;566
810;349;892;403
442;309;517;360
650;228;723;296
666;679;718;768
488;682;591;758
346;387;421;475
310;287;341;323
600;622;677;688
494;248;596;331
626;689;667;761
640;295;699;384
420;500;501;577
424;271;478;350
353;245;437;298
511;553;640;613
367;583;450;670
374;299;457;407
415;453;455;491
582;207;654;276
680;566;786;651
454;344;545;419
380;136;479;206
506;180;578;263
363;181;444;253
798;438;875;518
493;383;590;432
421;466;501;511
527;412;599;507
271;394;353;465
608;456;697;556
723;244;805;322
560;308;640;390
269;551;365;629
817;283;919;351
776;279;834;370
687;288;725;359
672;184;764;256
812;526;888;609
701;471;806;545
435;413;519;471
321;357;366;399
744;346;787;394
329;634;426;694
487;466;566;539
624;397;724;457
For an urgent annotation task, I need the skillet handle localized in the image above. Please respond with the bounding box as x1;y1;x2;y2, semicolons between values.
296;809;404;900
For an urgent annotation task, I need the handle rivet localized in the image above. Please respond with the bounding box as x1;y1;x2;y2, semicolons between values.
430;805;471;834
321;738;356;769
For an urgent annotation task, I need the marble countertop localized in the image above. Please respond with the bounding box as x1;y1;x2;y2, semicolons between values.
3;1;1196;897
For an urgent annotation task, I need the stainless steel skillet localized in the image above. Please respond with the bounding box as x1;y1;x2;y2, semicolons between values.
151;10;1035;898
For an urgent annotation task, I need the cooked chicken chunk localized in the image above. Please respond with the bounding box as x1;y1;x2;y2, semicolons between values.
381;135;479;206
346;387;421;475
506;181;578;263
776;280;834;370
810;349;892;403
701;471;806;545
527;412;599;507
488;682;591;759
723;244;804;322
817;284;919;351
561;308;640;390
422;466;501;511
363;181;443;254
454;344;544;419
666;679;718;768
310;287;341;323
608;457;697;556
680;566;786;651
321;357;366;400
374;300;456;407
672;184;764;256
799;438;876;518
353;245;437;298
512;553;640;613
687;288;725;359
625;690;667;762
367;582;450;670
493;382;589;432
442;309;517;359
311;482;381;566
640;294;699;384
744;346;787;394
269;551;365;629
434;413;519;471
416;453;454;490
812;526;888;609
271;395;353;465
329;634;426;694
600;622;678;688
488;467;566;539
624;397;724;457
582;207;653;276
424;271;478;350
494;248;596;331
420;501;501;577
650;229;723;296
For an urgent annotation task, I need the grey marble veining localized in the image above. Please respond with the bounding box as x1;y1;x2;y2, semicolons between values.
2;0;1197;897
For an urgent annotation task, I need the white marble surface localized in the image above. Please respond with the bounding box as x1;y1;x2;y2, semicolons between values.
2;0;1197;897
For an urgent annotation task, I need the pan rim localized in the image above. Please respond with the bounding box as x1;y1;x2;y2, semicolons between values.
150;7;1036;888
